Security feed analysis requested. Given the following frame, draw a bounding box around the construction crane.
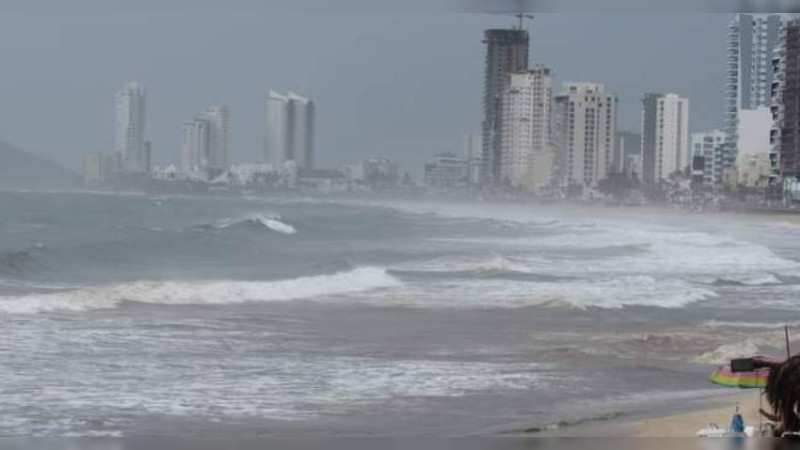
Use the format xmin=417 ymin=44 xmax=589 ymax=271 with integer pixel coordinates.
xmin=514 ymin=13 xmax=534 ymax=30
xmin=491 ymin=12 xmax=534 ymax=30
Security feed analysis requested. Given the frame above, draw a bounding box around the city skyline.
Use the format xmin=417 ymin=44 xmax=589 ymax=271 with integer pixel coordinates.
xmin=0 ymin=14 xmax=732 ymax=175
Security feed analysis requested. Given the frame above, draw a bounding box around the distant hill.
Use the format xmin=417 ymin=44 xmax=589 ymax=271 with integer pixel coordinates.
xmin=0 ymin=142 xmax=78 ymax=190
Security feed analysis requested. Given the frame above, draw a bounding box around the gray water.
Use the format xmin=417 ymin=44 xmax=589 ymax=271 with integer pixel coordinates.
xmin=0 ymin=190 xmax=799 ymax=436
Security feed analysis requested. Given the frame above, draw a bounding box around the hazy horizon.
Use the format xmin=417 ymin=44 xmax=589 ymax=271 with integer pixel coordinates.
xmin=0 ymin=13 xmax=729 ymax=174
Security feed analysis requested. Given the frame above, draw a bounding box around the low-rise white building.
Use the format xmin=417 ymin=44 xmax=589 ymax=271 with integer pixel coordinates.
xmin=152 ymin=164 xmax=181 ymax=181
xmin=340 ymin=158 xmax=399 ymax=188
xmin=424 ymin=153 xmax=468 ymax=189
xmin=227 ymin=163 xmax=276 ymax=186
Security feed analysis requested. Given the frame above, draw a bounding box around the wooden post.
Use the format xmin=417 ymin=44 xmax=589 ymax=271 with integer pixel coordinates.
xmin=786 ymin=325 xmax=791 ymax=359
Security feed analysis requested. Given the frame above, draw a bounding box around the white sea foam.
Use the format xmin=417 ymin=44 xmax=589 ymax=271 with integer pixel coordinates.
xmin=0 ymin=352 xmax=552 ymax=432
xmin=693 ymin=340 xmax=762 ymax=365
xmin=259 ymin=217 xmax=297 ymax=234
xmin=0 ymin=267 xmax=401 ymax=314
xmin=708 ymin=274 xmax=782 ymax=286
xmin=213 ymin=213 xmax=297 ymax=234
xmin=457 ymin=226 xmax=790 ymax=271
xmin=389 ymin=210 xmax=800 ymax=311
xmin=701 ymin=319 xmax=800 ymax=330
xmin=395 ymin=254 xmax=540 ymax=275
xmin=363 ymin=275 xmax=717 ymax=310
xmin=436 ymin=228 xmax=798 ymax=286
xmin=693 ymin=333 xmax=789 ymax=364
xmin=378 ymin=204 xmax=800 ymax=311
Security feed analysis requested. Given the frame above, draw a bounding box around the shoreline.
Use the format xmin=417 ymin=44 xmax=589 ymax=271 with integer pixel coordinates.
xmin=632 ymin=391 xmax=762 ymax=437
xmin=534 ymin=391 xmax=765 ymax=437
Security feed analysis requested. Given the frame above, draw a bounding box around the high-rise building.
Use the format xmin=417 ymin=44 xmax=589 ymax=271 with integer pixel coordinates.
xmin=641 ymin=93 xmax=690 ymax=183
xmin=656 ymin=94 xmax=690 ymax=181
xmin=462 ymin=133 xmax=482 ymax=184
xmin=115 ymin=81 xmax=147 ymax=173
xmin=737 ymin=107 xmax=773 ymax=186
xmin=725 ymin=14 xmax=786 ymax=178
xmin=266 ymin=91 xmax=315 ymax=170
xmin=614 ymin=131 xmax=642 ymax=177
xmin=203 ymin=105 xmax=231 ymax=172
xmin=143 ymin=141 xmax=152 ymax=173
xmin=181 ymin=119 xmax=210 ymax=174
xmin=780 ymin=19 xmax=800 ymax=179
xmin=770 ymin=27 xmax=785 ymax=183
xmin=497 ymin=65 xmax=553 ymax=192
xmin=640 ymin=93 xmax=662 ymax=185
xmin=463 ymin=133 xmax=482 ymax=159
xmin=554 ymin=83 xmax=617 ymax=188
xmin=691 ymin=130 xmax=726 ymax=187
xmin=288 ymin=93 xmax=314 ymax=170
xmin=481 ymin=28 xmax=529 ymax=184
xmin=266 ymin=91 xmax=289 ymax=167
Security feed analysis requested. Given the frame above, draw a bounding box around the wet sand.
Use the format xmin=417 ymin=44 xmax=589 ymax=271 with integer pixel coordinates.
xmin=542 ymin=392 xmax=765 ymax=437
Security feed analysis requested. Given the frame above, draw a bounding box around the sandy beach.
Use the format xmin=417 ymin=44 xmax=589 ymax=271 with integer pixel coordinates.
xmin=633 ymin=392 xmax=763 ymax=437
xmin=543 ymin=392 xmax=768 ymax=437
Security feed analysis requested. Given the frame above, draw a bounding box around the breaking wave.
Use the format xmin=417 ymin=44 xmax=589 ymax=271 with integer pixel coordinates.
xmin=362 ymin=274 xmax=717 ymax=310
xmin=693 ymin=339 xmax=763 ymax=365
xmin=0 ymin=244 xmax=48 ymax=277
xmin=255 ymin=217 xmax=297 ymax=235
xmin=213 ymin=214 xmax=297 ymax=235
xmin=390 ymin=255 xmax=568 ymax=282
xmin=705 ymin=274 xmax=782 ymax=286
xmin=0 ymin=267 xmax=400 ymax=314
xmin=693 ymin=333 xmax=789 ymax=364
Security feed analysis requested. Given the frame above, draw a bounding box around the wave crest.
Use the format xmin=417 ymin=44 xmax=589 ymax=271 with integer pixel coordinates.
xmin=214 ymin=214 xmax=297 ymax=235
xmin=694 ymin=333 xmax=788 ymax=364
xmin=0 ymin=244 xmax=47 ymax=277
xmin=704 ymin=274 xmax=781 ymax=286
xmin=0 ymin=267 xmax=400 ymax=314
xmin=362 ymin=275 xmax=717 ymax=310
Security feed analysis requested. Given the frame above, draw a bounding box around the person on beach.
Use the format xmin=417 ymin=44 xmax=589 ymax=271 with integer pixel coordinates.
xmin=764 ymin=356 xmax=800 ymax=437
xmin=759 ymin=405 xmax=782 ymax=436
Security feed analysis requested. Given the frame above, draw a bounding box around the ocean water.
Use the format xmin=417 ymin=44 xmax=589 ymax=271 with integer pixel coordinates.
xmin=0 ymin=190 xmax=799 ymax=436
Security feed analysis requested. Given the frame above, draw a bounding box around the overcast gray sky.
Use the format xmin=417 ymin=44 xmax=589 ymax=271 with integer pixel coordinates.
xmin=0 ymin=12 xmax=729 ymax=173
